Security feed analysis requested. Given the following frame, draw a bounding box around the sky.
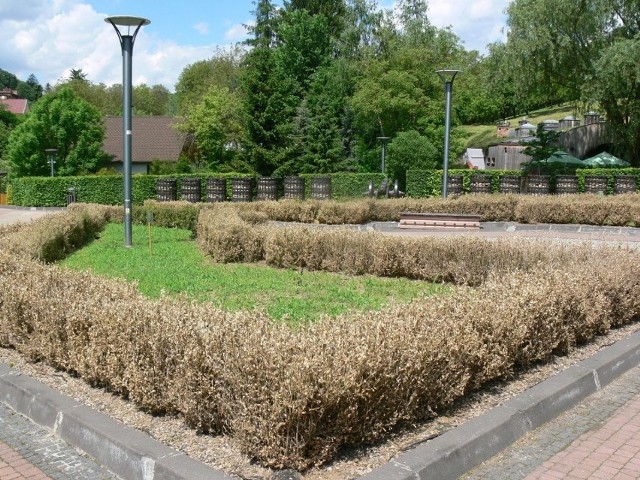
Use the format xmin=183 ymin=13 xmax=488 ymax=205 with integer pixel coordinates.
xmin=0 ymin=0 xmax=511 ymax=93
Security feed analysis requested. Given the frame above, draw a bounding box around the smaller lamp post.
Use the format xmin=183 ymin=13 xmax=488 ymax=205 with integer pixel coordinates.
xmin=377 ymin=136 xmax=390 ymax=175
xmin=436 ymin=69 xmax=460 ymax=198
xmin=45 ymin=148 xmax=58 ymax=177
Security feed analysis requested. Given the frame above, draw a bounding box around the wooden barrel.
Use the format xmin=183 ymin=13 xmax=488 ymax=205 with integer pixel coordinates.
xmin=470 ymin=174 xmax=491 ymax=194
xmin=206 ymin=178 xmax=227 ymax=202
xmin=311 ymin=176 xmax=331 ymax=200
xmin=584 ymin=175 xmax=608 ymax=194
xmin=526 ymin=175 xmax=550 ymax=195
xmin=232 ymin=178 xmax=253 ymax=202
xmin=256 ymin=177 xmax=279 ymax=201
xmin=555 ymin=175 xmax=578 ymax=195
xmin=284 ymin=176 xmax=305 ymax=200
xmin=180 ymin=178 xmax=202 ymax=203
xmin=156 ymin=178 xmax=177 ymax=202
xmin=499 ymin=175 xmax=520 ymax=194
xmin=614 ymin=175 xmax=638 ymax=194
xmin=447 ymin=175 xmax=463 ymax=196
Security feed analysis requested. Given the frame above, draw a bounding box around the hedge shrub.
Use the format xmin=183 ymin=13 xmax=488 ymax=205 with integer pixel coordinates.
xmin=10 ymin=173 xmax=388 ymax=207
xmin=406 ymin=168 xmax=640 ymax=197
xmin=0 ymin=204 xmax=639 ymax=470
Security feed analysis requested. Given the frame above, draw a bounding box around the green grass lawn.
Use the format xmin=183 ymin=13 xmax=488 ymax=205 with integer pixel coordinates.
xmin=60 ymin=223 xmax=444 ymax=324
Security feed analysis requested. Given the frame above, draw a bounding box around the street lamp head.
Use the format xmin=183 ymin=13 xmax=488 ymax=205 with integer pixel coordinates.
xmin=436 ymin=69 xmax=460 ymax=83
xmin=45 ymin=148 xmax=58 ymax=154
xmin=105 ymin=15 xmax=150 ymax=29
xmin=105 ymin=16 xmax=150 ymax=42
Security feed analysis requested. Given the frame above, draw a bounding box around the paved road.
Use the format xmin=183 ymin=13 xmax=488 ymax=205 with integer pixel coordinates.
xmin=0 ymin=206 xmax=64 ymax=225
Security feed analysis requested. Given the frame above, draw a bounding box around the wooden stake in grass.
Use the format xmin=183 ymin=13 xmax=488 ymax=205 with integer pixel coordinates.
xmin=147 ymin=210 xmax=154 ymax=256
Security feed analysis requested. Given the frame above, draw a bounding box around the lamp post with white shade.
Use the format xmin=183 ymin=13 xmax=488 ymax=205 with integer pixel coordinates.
xmin=436 ymin=69 xmax=460 ymax=198
xmin=105 ymin=15 xmax=150 ymax=247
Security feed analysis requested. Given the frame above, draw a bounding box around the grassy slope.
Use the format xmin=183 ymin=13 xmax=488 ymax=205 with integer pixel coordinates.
xmin=460 ymin=104 xmax=576 ymax=151
xmin=60 ymin=223 xmax=444 ymax=324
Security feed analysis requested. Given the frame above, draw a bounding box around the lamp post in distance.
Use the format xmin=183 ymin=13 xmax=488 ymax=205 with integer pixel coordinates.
xmin=436 ymin=69 xmax=460 ymax=198
xmin=45 ymin=148 xmax=57 ymax=177
xmin=377 ymin=136 xmax=390 ymax=175
xmin=105 ymin=15 xmax=150 ymax=247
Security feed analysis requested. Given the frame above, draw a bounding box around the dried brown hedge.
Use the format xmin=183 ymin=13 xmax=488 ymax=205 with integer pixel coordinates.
xmin=0 ymin=204 xmax=112 ymax=262
xmin=196 ymin=194 xmax=638 ymax=227
xmin=0 ymin=203 xmax=639 ymax=470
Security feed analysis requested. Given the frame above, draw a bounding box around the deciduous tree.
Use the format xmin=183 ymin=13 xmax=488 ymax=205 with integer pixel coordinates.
xmin=6 ymin=87 xmax=107 ymax=177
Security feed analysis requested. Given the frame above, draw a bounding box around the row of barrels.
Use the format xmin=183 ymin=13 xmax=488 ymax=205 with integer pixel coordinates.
xmin=448 ymin=174 xmax=638 ymax=196
xmin=157 ymin=176 xmax=332 ymax=203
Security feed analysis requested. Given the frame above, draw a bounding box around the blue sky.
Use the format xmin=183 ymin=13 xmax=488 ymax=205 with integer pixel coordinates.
xmin=0 ymin=0 xmax=509 ymax=92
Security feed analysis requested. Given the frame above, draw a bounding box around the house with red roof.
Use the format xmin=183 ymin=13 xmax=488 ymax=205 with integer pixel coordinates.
xmin=103 ymin=116 xmax=189 ymax=174
xmin=0 ymin=88 xmax=29 ymax=115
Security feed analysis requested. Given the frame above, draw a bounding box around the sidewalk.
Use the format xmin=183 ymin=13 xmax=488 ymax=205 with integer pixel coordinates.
xmin=0 ymin=401 xmax=117 ymax=480
xmin=464 ymin=363 xmax=640 ymax=479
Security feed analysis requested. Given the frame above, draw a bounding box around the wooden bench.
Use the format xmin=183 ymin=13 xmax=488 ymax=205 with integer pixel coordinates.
xmin=399 ymin=212 xmax=482 ymax=229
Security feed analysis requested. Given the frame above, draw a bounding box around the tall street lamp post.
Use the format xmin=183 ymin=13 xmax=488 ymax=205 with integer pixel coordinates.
xmin=105 ymin=15 xmax=150 ymax=247
xmin=377 ymin=136 xmax=390 ymax=175
xmin=45 ymin=148 xmax=57 ymax=177
xmin=436 ymin=69 xmax=460 ymax=198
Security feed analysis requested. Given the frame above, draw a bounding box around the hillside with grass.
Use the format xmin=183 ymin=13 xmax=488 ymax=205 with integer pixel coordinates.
xmin=460 ymin=104 xmax=577 ymax=151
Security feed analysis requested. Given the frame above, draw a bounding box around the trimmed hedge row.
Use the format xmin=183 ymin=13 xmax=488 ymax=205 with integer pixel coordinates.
xmin=207 ymin=194 xmax=640 ymax=227
xmin=9 ymin=173 xmax=388 ymax=207
xmin=0 ymin=204 xmax=638 ymax=470
xmin=406 ymin=168 xmax=640 ymax=197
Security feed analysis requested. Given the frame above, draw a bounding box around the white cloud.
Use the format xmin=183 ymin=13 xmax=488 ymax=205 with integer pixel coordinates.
xmin=224 ymin=22 xmax=250 ymax=42
xmin=0 ymin=0 xmax=224 ymax=91
xmin=425 ymin=0 xmax=510 ymax=52
xmin=193 ymin=21 xmax=209 ymax=35
xmin=384 ymin=0 xmax=510 ymax=53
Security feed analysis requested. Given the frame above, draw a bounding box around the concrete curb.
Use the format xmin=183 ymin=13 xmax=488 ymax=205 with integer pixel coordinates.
xmin=360 ymin=329 xmax=640 ymax=480
xmin=0 ymin=364 xmax=235 ymax=480
xmin=368 ymin=221 xmax=640 ymax=237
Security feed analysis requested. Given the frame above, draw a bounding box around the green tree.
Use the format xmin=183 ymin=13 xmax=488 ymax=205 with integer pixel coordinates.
xmin=505 ymin=0 xmax=613 ymax=107
xmin=5 ymin=87 xmax=107 ymax=177
xmin=133 ymin=84 xmax=171 ymax=115
xmin=178 ymin=85 xmax=245 ymax=171
xmin=16 ymin=74 xmax=43 ymax=102
xmin=0 ymin=105 xmax=19 ymax=161
xmin=0 ymin=69 xmax=18 ymax=90
xmin=292 ymin=59 xmax=356 ymax=173
xmin=583 ymin=38 xmax=640 ymax=165
xmin=521 ymin=124 xmax=562 ymax=163
xmin=386 ymin=130 xmax=437 ymax=189
xmin=175 ymin=46 xmax=245 ymax=115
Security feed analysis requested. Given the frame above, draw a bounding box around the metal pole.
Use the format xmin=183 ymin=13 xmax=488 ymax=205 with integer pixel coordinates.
xmin=45 ymin=148 xmax=57 ymax=177
xmin=107 ymin=16 xmax=149 ymax=248
xmin=377 ymin=136 xmax=390 ymax=175
xmin=442 ymin=80 xmax=453 ymax=198
xmin=122 ymin=34 xmax=133 ymax=247
xmin=381 ymin=141 xmax=386 ymax=174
